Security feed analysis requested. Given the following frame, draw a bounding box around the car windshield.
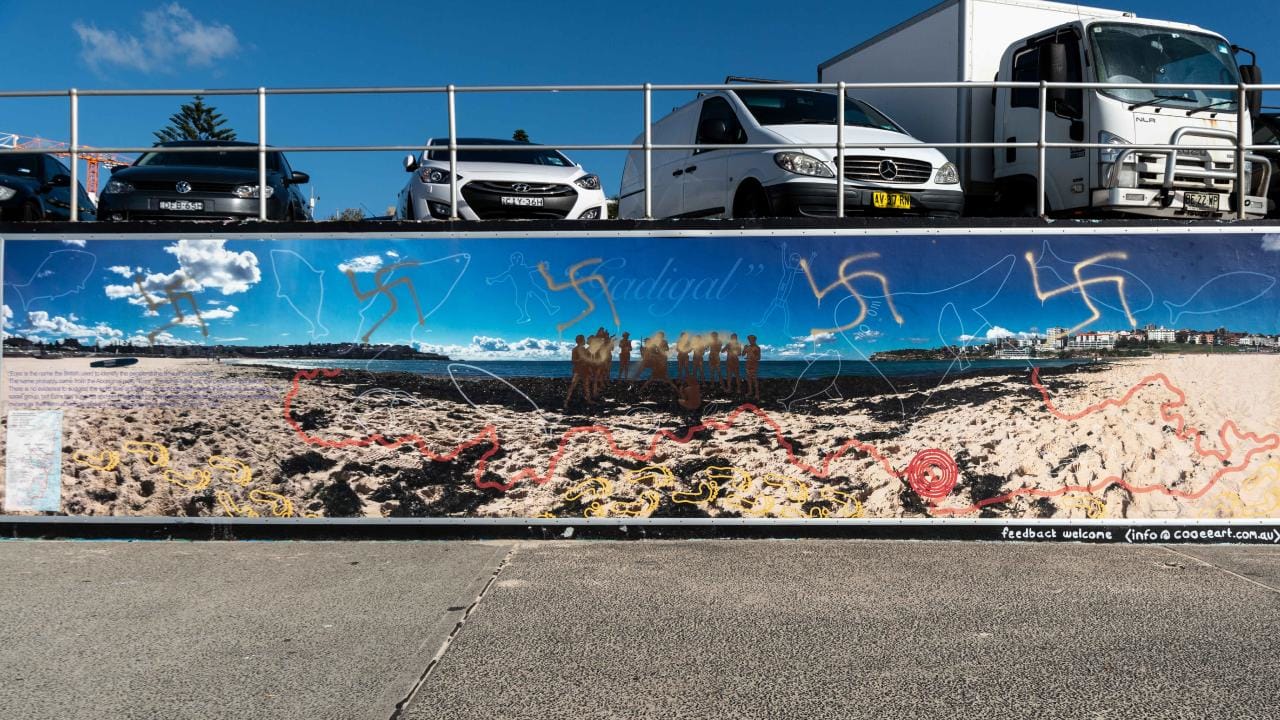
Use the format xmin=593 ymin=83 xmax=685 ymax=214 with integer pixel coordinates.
xmin=135 ymin=147 xmax=281 ymax=170
xmin=731 ymin=89 xmax=902 ymax=131
xmin=0 ymin=154 xmax=38 ymax=177
xmin=427 ymin=139 xmax=574 ymax=165
xmin=1090 ymin=23 xmax=1240 ymax=108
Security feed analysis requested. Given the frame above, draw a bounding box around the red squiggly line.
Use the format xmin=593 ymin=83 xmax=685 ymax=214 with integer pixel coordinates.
xmin=930 ymin=368 xmax=1280 ymax=516
xmin=283 ymin=368 xmax=903 ymax=491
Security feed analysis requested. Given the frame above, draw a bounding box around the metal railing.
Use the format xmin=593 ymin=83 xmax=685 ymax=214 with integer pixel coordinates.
xmin=0 ymin=80 xmax=1276 ymax=222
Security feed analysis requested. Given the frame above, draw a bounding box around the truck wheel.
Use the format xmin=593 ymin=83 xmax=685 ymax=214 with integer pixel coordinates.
xmin=21 ymin=201 xmax=42 ymax=221
xmin=733 ymin=183 xmax=770 ymax=219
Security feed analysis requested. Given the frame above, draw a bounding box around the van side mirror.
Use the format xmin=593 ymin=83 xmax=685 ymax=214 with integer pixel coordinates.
xmin=698 ymin=118 xmax=733 ymax=146
xmin=1240 ymin=64 xmax=1263 ymax=118
xmin=404 ymin=154 xmax=419 ymax=173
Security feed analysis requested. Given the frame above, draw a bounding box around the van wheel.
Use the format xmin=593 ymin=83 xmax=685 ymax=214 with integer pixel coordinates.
xmin=22 ymin=201 xmax=42 ymax=221
xmin=733 ymin=183 xmax=771 ymax=219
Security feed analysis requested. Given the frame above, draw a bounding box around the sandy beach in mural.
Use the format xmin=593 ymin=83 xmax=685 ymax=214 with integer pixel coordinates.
xmin=2 ymin=354 xmax=1278 ymax=519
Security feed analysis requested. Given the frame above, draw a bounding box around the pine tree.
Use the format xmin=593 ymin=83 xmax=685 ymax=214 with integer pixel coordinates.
xmin=154 ymin=96 xmax=237 ymax=143
xmin=512 ymin=128 xmax=530 ymax=143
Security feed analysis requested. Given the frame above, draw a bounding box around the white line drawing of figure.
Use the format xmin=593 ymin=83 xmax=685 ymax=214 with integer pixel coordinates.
xmin=486 ymin=251 xmax=560 ymax=324
xmin=754 ymin=242 xmax=814 ymax=335
xmin=5 ymin=249 xmax=97 ymax=311
xmin=269 ymin=249 xmax=329 ymax=340
xmin=1163 ymin=271 xmax=1276 ymax=327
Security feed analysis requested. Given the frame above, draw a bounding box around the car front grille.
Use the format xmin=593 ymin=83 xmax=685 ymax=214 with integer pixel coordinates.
xmin=842 ymin=156 xmax=933 ymax=184
xmin=130 ymin=180 xmax=242 ymax=194
xmin=461 ymin=181 xmax=577 ymax=219
xmin=465 ymin=181 xmax=576 ymax=196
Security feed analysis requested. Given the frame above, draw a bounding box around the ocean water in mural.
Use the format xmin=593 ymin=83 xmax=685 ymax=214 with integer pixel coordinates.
xmin=1 ymin=231 xmax=1278 ymax=521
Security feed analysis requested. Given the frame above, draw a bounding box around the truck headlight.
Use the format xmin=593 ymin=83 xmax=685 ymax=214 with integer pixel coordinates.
xmin=0 ymin=185 xmax=15 ymax=201
xmin=103 ymin=180 xmax=134 ymax=195
xmin=574 ymin=174 xmax=601 ymax=190
xmin=774 ymin=152 xmax=835 ymax=178
xmin=934 ymin=162 xmax=960 ymax=184
xmin=1099 ymin=131 xmax=1131 ymax=163
xmin=419 ymin=167 xmax=453 ymax=184
xmin=233 ymin=184 xmax=274 ymax=199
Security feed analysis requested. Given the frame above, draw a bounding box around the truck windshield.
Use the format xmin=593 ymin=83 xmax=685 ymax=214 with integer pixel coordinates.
xmin=731 ymin=89 xmax=902 ymax=132
xmin=1089 ymin=23 xmax=1239 ymax=109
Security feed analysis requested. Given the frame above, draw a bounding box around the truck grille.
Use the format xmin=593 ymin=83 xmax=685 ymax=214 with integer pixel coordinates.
xmin=842 ymin=156 xmax=932 ymax=184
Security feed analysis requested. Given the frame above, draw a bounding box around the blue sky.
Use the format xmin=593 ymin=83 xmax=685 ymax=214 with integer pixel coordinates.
xmin=4 ymin=234 xmax=1278 ymax=359
xmin=0 ymin=0 xmax=1275 ymax=216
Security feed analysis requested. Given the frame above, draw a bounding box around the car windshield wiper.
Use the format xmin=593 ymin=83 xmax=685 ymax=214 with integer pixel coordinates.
xmin=1128 ymin=95 xmax=1191 ymax=111
xmin=1186 ymin=99 xmax=1237 ymax=116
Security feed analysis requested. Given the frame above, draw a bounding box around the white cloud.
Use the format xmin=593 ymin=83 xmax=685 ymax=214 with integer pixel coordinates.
xmin=386 ymin=250 xmax=400 ymax=258
xmin=959 ymin=326 xmax=1044 ymax=342
xmin=416 ymin=334 xmax=574 ymax=360
xmin=1263 ymin=234 xmax=1280 ymax=252
xmin=338 ymin=255 xmax=384 ymax=274
xmin=73 ymin=4 xmax=240 ymax=74
xmin=61 ymin=239 xmax=87 ymax=248
xmin=2 ymin=304 xmax=12 ymax=329
xmin=164 ymin=239 xmax=260 ymax=294
xmin=106 ymin=265 xmax=140 ymax=278
xmin=125 ymin=331 xmax=196 ymax=346
xmin=212 ymin=336 xmax=247 ymax=342
xmin=23 ymin=311 xmax=123 ymax=343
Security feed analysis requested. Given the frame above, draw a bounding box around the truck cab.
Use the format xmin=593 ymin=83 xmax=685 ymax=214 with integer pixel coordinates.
xmin=994 ymin=18 xmax=1271 ymax=217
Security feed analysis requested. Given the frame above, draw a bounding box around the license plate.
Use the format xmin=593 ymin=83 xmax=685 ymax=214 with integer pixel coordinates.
xmin=872 ymin=191 xmax=911 ymax=210
xmin=159 ymin=200 xmax=204 ymax=212
xmin=501 ymin=196 xmax=544 ymax=207
xmin=1183 ymin=192 xmax=1220 ymax=211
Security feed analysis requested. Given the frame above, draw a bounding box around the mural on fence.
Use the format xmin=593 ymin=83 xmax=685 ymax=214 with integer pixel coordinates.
xmin=1 ymin=231 xmax=1278 ymax=520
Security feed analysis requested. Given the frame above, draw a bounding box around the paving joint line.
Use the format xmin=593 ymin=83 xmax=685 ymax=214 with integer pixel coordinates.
xmin=1159 ymin=544 xmax=1280 ymax=595
xmin=389 ymin=543 xmax=518 ymax=720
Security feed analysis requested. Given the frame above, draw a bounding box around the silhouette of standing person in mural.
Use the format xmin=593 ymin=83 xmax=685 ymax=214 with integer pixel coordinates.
xmin=640 ymin=331 xmax=675 ymax=391
xmin=677 ymin=372 xmax=703 ymax=428
xmin=691 ymin=333 xmax=706 ymax=382
xmin=565 ymin=334 xmax=588 ymax=408
xmin=725 ymin=332 xmax=743 ymax=394
xmin=585 ymin=331 xmax=610 ymax=403
xmin=486 ymin=251 xmax=560 ymax=324
xmin=708 ymin=331 xmax=724 ymax=388
xmin=745 ymin=334 xmax=762 ymax=402
xmin=676 ymin=331 xmax=692 ymax=380
xmin=617 ymin=331 xmax=632 ymax=381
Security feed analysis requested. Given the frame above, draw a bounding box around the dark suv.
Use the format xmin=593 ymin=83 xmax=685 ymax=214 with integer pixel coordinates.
xmin=98 ymin=140 xmax=311 ymax=221
xmin=0 ymin=153 xmax=97 ymax=221
xmin=1255 ymin=113 xmax=1280 ymax=218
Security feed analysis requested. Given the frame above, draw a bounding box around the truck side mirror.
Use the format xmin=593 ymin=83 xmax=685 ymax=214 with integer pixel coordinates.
xmin=1040 ymin=41 xmax=1069 ymax=108
xmin=1240 ymin=64 xmax=1263 ymax=118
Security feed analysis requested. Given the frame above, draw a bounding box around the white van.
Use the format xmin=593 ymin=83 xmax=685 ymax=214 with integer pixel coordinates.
xmin=618 ymin=86 xmax=964 ymax=219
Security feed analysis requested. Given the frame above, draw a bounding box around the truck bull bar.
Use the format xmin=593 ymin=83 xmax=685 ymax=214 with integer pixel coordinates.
xmin=1105 ymin=126 xmax=1272 ymax=214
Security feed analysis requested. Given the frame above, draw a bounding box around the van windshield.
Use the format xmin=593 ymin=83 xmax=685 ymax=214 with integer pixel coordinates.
xmin=1090 ymin=23 xmax=1239 ymax=109
xmin=731 ymin=89 xmax=901 ymax=131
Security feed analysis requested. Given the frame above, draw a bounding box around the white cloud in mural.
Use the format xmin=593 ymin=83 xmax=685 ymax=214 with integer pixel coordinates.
xmin=338 ymin=255 xmax=384 ymax=274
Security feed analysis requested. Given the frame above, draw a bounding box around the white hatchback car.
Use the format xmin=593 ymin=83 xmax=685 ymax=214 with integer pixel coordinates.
xmin=618 ymin=86 xmax=963 ymax=219
xmin=397 ymin=138 xmax=608 ymax=221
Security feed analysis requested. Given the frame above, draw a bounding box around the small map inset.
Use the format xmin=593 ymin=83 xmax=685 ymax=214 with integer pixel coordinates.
xmin=4 ymin=410 xmax=64 ymax=512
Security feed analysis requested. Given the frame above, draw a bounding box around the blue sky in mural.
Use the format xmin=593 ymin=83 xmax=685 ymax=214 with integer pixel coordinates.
xmin=3 ymin=235 xmax=1278 ymax=358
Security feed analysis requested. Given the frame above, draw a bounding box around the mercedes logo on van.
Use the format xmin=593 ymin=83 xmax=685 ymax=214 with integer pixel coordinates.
xmin=175 ymin=181 xmax=192 ymax=194
xmin=511 ymin=183 xmax=530 ymax=193
xmin=878 ymin=160 xmax=899 ymax=181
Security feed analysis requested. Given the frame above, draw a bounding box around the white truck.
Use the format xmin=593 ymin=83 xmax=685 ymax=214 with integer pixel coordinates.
xmin=818 ymin=0 xmax=1270 ymax=218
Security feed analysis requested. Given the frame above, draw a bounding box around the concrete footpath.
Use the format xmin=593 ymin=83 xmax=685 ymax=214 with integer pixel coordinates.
xmin=0 ymin=540 xmax=1277 ymax=719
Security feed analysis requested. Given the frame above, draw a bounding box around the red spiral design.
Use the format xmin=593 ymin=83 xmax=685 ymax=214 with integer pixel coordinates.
xmin=906 ymin=449 xmax=958 ymax=500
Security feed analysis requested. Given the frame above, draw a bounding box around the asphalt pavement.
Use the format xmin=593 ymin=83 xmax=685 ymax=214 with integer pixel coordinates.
xmin=1 ymin=539 xmax=1277 ymax=719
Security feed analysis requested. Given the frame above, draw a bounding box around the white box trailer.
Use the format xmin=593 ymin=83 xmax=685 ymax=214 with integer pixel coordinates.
xmin=818 ymin=0 xmax=1270 ymax=218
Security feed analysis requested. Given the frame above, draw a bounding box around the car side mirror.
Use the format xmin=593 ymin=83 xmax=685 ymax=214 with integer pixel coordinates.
xmin=698 ymin=118 xmax=732 ymax=146
xmin=404 ymin=154 xmax=419 ymax=172
xmin=290 ymin=171 xmax=310 ymax=184
xmin=110 ymin=164 xmax=125 ymax=174
xmin=49 ymin=173 xmax=72 ymax=187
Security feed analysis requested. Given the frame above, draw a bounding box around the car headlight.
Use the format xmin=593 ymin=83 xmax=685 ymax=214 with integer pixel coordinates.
xmin=574 ymin=174 xmax=601 ymax=190
xmin=934 ymin=162 xmax=960 ymax=185
xmin=233 ymin=184 xmax=274 ymax=199
xmin=103 ymin=180 xmax=134 ymax=195
xmin=419 ymin=167 xmax=453 ymax=184
xmin=1099 ymin=131 xmax=1131 ymax=163
xmin=774 ymin=152 xmax=835 ymax=178
xmin=0 ymin=185 xmax=15 ymax=201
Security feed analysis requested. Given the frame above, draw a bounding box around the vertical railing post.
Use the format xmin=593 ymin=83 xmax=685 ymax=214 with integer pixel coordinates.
xmin=835 ymin=81 xmax=846 ymax=218
xmin=447 ymin=84 xmax=459 ymax=220
xmin=1037 ymin=81 xmax=1048 ymax=219
xmin=257 ymin=87 xmax=267 ymax=221
xmin=643 ymin=82 xmax=653 ymax=219
xmin=69 ymin=88 xmax=79 ymax=222
xmin=1237 ymin=82 xmax=1249 ymax=221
